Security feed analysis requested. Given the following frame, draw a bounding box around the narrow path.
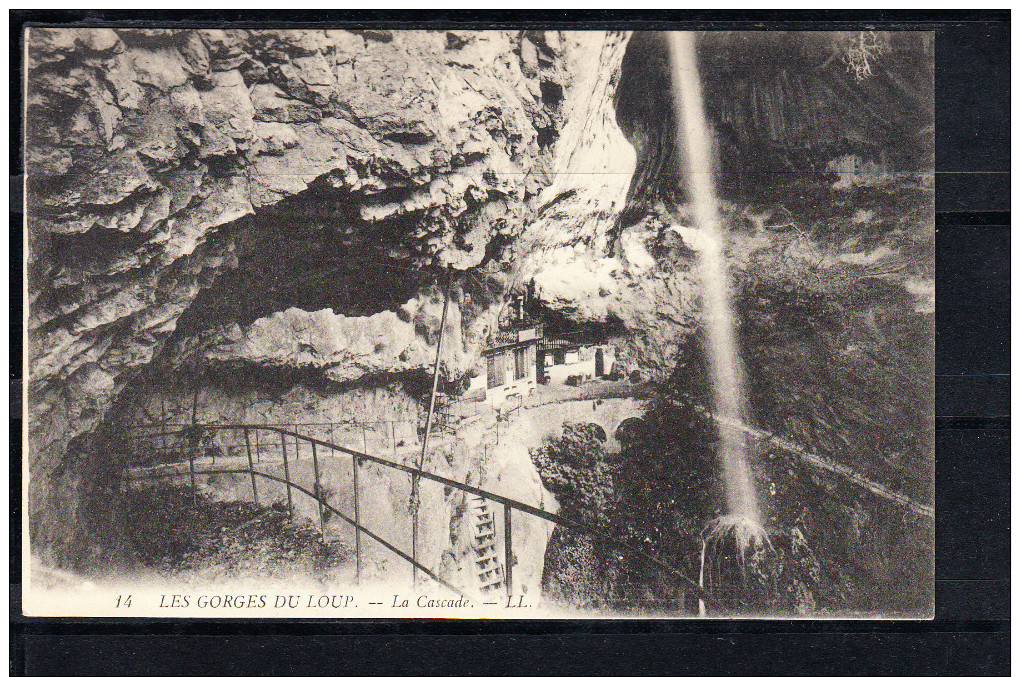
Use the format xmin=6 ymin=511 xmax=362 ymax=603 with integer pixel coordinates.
xmin=126 ymin=423 xmax=714 ymax=604
xmin=716 ymin=417 xmax=934 ymax=519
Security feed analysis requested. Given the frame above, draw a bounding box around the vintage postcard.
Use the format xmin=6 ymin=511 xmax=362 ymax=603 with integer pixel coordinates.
xmin=22 ymin=27 xmax=934 ymax=619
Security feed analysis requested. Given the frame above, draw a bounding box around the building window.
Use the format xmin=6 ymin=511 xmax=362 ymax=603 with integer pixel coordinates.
xmin=487 ymin=353 xmax=504 ymax=388
xmin=514 ymin=347 xmax=528 ymax=380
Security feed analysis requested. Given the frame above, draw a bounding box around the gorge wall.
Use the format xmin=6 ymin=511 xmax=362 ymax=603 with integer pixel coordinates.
xmin=26 ymin=27 xmax=633 ymax=568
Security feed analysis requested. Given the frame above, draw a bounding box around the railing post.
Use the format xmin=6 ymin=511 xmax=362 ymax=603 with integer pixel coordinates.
xmin=279 ymin=430 xmax=294 ymax=521
xmin=411 ymin=477 xmax=418 ymax=589
xmin=311 ymin=440 xmax=326 ymax=538
xmin=353 ymin=456 xmax=362 ymax=585
xmin=160 ymin=392 xmax=168 ymax=461
xmin=482 ymin=444 xmax=489 ymax=485
xmin=294 ymin=424 xmax=300 ymax=459
xmin=504 ymin=505 xmax=513 ymax=597
xmin=188 ymin=443 xmax=197 ymax=506
xmin=243 ymin=427 xmax=259 ymax=504
xmin=357 ymin=423 xmax=368 ymax=579
xmin=254 ymin=427 xmax=261 ymax=463
xmin=390 ymin=421 xmax=397 ymax=456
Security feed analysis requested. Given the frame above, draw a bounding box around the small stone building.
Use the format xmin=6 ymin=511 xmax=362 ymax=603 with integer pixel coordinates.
xmin=538 ymin=337 xmax=616 ymax=386
xmin=468 ymin=324 xmax=543 ymax=406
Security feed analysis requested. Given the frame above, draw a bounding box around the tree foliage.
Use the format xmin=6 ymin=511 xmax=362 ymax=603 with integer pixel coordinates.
xmin=533 ymin=342 xmax=727 ymax=612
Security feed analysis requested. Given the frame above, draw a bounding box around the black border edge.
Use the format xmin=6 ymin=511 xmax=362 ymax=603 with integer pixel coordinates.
xmin=10 ymin=9 xmax=1010 ymax=677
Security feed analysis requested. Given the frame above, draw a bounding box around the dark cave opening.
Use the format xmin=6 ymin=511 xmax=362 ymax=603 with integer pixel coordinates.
xmin=174 ymin=190 xmax=444 ymax=335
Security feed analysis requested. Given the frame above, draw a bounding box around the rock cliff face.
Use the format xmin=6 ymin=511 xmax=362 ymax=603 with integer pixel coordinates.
xmin=26 ymin=27 xmax=629 ymax=566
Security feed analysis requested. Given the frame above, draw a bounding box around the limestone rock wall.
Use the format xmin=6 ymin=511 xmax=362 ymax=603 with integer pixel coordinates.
xmin=25 ymin=27 xmax=629 ymax=565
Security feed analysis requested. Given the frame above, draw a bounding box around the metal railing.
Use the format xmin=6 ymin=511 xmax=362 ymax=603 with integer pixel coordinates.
xmin=125 ymin=422 xmax=713 ymax=609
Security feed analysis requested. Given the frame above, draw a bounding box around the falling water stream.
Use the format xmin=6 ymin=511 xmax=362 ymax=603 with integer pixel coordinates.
xmin=666 ymin=32 xmax=777 ymax=613
xmin=667 ymin=32 xmax=761 ymax=524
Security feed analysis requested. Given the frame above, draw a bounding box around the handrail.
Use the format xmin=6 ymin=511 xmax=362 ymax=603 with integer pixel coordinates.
xmin=130 ymin=422 xmax=714 ymax=606
xmin=132 ymin=466 xmax=473 ymax=601
xmin=128 ymin=419 xmax=423 ymax=429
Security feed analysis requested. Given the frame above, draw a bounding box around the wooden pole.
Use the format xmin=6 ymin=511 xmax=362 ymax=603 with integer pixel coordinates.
xmin=243 ymin=427 xmax=259 ymax=504
xmin=411 ymin=265 xmax=452 ymax=587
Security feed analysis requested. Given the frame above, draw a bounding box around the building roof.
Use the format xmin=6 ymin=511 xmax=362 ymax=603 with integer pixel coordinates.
xmin=539 ymin=333 xmax=613 ymax=351
xmin=539 ymin=337 xmax=580 ymax=350
xmin=483 ymin=323 xmax=543 ymax=354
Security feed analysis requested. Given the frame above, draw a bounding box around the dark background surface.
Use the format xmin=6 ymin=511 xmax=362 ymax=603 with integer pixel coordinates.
xmin=9 ymin=9 xmax=1009 ymax=676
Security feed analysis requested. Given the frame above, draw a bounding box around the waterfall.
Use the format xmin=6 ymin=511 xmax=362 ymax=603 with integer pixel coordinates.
xmin=667 ymin=32 xmax=761 ymax=523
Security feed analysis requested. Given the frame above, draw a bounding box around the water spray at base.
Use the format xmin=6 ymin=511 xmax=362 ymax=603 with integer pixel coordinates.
xmin=699 ymin=515 xmax=778 ymax=614
xmin=666 ymin=31 xmax=775 ymax=612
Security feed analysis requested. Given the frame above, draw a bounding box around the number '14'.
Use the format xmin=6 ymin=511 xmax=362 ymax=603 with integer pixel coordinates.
xmin=115 ymin=595 xmax=132 ymax=608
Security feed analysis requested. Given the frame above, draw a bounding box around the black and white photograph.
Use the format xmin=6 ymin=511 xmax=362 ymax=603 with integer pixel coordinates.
xmin=23 ymin=26 xmax=935 ymax=619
